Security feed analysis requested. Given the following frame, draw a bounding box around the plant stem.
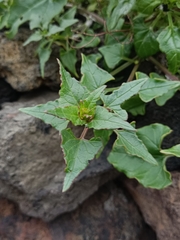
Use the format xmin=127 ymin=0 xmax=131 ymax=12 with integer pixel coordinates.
xmin=148 ymin=56 xmax=179 ymax=80
xmin=127 ymin=62 xmax=140 ymax=82
xmin=110 ymin=61 xmax=133 ymax=76
xmin=80 ymin=127 xmax=89 ymax=139
xmin=66 ymin=3 xmax=104 ymax=25
xmin=151 ymin=11 xmax=163 ymax=30
xmin=167 ymin=12 xmax=173 ymax=29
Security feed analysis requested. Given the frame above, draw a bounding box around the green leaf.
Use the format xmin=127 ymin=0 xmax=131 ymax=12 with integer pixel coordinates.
xmin=84 ymin=85 xmax=106 ymax=109
xmin=115 ymin=130 xmax=157 ymax=165
xmin=57 ymin=7 xmax=78 ymax=29
xmin=58 ymin=59 xmax=88 ymax=106
xmin=87 ymin=106 xmax=135 ymax=131
xmin=133 ymin=19 xmax=159 ymax=58
xmin=138 ymin=74 xmax=180 ymax=102
xmin=23 ymin=30 xmax=43 ymax=46
xmin=121 ymin=95 xmax=146 ymax=116
xmin=19 ymin=100 xmax=68 ymax=132
xmin=81 ymin=54 xmax=114 ymax=91
xmin=61 ymin=128 xmax=102 ymax=192
xmin=108 ymin=146 xmax=171 ymax=189
xmin=86 ymin=53 xmax=102 ymax=64
xmin=101 ymin=79 xmax=146 ymax=108
xmin=6 ymin=0 xmax=67 ymax=38
xmin=94 ymin=129 xmax=113 ymax=157
xmin=106 ymin=0 xmax=135 ymax=30
xmin=108 ymin=123 xmax=172 ymax=189
xmin=136 ymin=0 xmax=161 ymax=14
xmin=48 ymin=86 xmax=106 ymax=125
xmin=99 ymin=43 xmax=131 ymax=69
xmin=157 ymin=26 xmax=180 ymax=73
xmin=76 ymin=29 xmax=100 ymax=48
xmin=136 ymin=124 xmax=172 ymax=156
xmin=36 ymin=41 xmax=52 ymax=78
xmin=161 ymin=144 xmax=180 ymax=157
xmin=45 ymin=24 xmax=64 ymax=36
xmin=107 ymin=105 xmax=128 ymax=120
xmin=155 ymin=88 xmax=178 ymax=106
xmin=60 ymin=49 xmax=78 ymax=77
xmin=48 ymin=105 xmax=85 ymax=126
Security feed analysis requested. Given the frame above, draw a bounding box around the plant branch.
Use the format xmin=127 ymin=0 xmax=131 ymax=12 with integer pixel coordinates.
xmin=148 ymin=56 xmax=179 ymax=80
xmin=127 ymin=62 xmax=140 ymax=82
xmin=66 ymin=3 xmax=105 ymax=25
xmin=80 ymin=127 xmax=89 ymax=139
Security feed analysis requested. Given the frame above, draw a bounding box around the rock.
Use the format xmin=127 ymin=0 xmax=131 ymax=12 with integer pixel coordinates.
xmin=0 ymin=89 xmax=119 ymax=221
xmin=124 ymin=172 xmax=180 ymax=240
xmin=0 ymin=29 xmax=60 ymax=92
xmin=0 ymin=179 xmax=157 ymax=240
xmin=0 ymin=78 xmax=20 ymax=109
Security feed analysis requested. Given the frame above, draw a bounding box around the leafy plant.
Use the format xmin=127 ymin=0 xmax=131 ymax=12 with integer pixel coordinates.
xmin=20 ymin=55 xmax=180 ymax=191
xmin=1 ymin=0 xmax=180 ymax=191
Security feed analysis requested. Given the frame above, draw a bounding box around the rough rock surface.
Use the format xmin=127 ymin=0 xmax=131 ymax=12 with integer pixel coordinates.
xmin=124 ymin=172 xmax=180 ymax=240
xmin=0 ymin=29 xmax=60 ymax=92
xmin=0 ymin=89 xmax=119 ymax=221
xmin=0 ymin=179 xmax=157 ymax=240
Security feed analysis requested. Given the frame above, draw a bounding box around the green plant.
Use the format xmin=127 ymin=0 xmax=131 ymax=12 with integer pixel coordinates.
xmin=1 ymin=0 xmax=180 ymax=191
xmin=20 ymin=55 xmax=180 ymax=191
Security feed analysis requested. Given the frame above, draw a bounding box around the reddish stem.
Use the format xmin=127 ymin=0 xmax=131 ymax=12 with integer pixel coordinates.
xmin=80 ymin=127 xmax=89 ymax=139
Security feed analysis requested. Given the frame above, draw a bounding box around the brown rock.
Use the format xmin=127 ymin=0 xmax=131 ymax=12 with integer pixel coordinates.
xmin=0 ymin=180 xmax=156 ymax=240
xmin=124 ymin=172 xmax=180 ymax=240
xmin=0 ymin=29 xmax=60 ymax=92
xmin=0 ymin=89 xmax=119 ymax=221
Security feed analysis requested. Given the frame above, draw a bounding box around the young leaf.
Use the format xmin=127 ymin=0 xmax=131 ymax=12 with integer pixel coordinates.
xmin=58 ymin=59 xmax=89 ymax=106
xmin=37 ymin=42 xmax=52 ymax=78
xmin=19 ymin=100 xmax=68 ymax=132
xmin=108 ymin=123 xmax=172 ymax=189
xmin=23 ymin=30 xmax=43 ymax=46
xmin=56 ymin=7 xmax=78 ymax=29
xmin=157 ymin=26 xmax=180 ymax=73
xmin=99 ymin=43 xmax=131 ymax=69
xmin=60 ymin=49 xmax=78 ymax=77
xmin=61 ymin=128 xmax=102 ymax=192
xmin=115 ymin=130 xmax=157 ymax=165
xmin=101 ymin=79 xmax=146 ymax=108
xmin=87 ymin=106 xmax=135 ymax=131
xmin=48 ymin=105 xmax=85 ymax=126
xmin=161 ymin=144 xmax=180 ymax=157
xmin=84 ymin=85 xmax=106 ymax=109
xmin=81 ymin=54 xmax=114 ymax=91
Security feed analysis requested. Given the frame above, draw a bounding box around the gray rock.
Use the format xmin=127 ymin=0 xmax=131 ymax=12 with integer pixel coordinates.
xmin=0 ymin=90 xmax=119 ymax=221
xmin=0 ymin=29 xmax=60 ymax=92
xmin=0 ymin=180 xmax=157 ymax=240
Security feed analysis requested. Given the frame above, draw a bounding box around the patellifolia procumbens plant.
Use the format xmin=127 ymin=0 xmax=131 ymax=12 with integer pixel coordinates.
xmin=2 ymin=0 xmax=180 ymax=191
xmin=20 ymin=55 xmax=180 ymax=192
